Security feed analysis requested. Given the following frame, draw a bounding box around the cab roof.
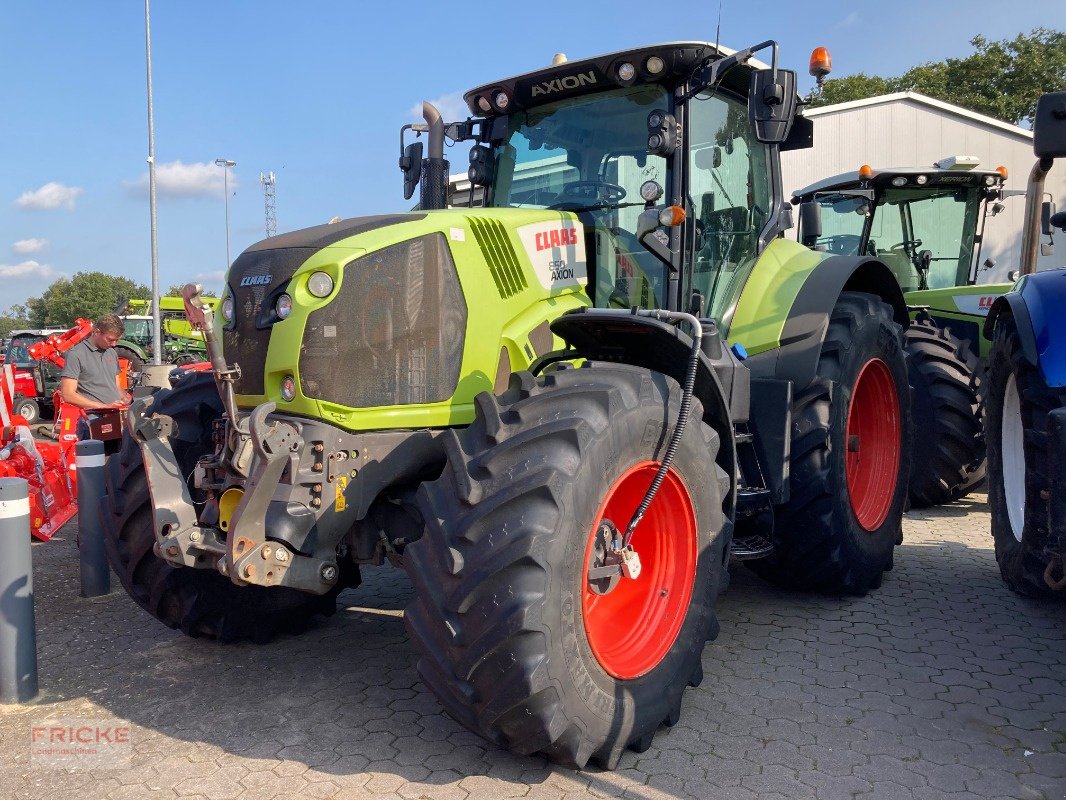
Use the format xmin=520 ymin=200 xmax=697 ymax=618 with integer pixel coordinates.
xmin=793 ymin=165 xmax=1004 ymax=200
xmin=463 ymin=41 xmax=769 ymax=117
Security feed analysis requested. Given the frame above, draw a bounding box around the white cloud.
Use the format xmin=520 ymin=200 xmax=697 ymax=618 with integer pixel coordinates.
xmin=12 ymin=238 xmax=48 ymax=254
xmin=193 ymin=270 xmax=226 ymax=286
xmin=837 ymin=11 xmax=859 ymax=28
xmin=408 ymin=92 xmax=469 ymax=125
xmin=0 ymin=260 xmax=60 ymax=280
xmin=16 ymin=182 xmax=83 ymax=210
xmin=126 ymin=160 xmax=237 ymax=199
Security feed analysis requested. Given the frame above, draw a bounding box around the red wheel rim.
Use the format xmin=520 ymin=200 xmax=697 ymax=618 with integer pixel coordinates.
xmin=582 ymin=462 xmax=697 ymax=680
xmin=845 ymin=358 xmax=901 ymax=531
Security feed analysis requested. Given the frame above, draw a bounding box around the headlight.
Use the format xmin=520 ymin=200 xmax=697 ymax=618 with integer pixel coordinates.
xmin=307 ymin=271 xmax=334 ymax=298
xmin=891 ymin=176 xmax=907 ymax=187
xmin=645 ymin=56 xmax=665 ymax=75
xmin=617 ymin=62 xmax=635 ymax=81
xmin=280 ymin=375 xmax=296 ymax=402
xmin=221 ymin=296 xmax=234 ymax=322
xmin=276 ymin=293 xmax=293 ymax=319
xmin=494 ymin=91 xmax=510 ymax=111
xmin=915 ymin=175 xmax=928 ymax=185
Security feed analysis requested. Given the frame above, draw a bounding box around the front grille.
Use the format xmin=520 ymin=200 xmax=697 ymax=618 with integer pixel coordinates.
xmin=300 ymin=234 xmax=467 ymax=409
xmin=224 ymin=248 xmax=312 ymax=396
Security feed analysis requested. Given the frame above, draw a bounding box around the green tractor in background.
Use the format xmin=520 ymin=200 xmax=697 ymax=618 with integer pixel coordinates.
xmin=116 ymin=296 xmax=218 ymax=377
xmin=791 ymin=159 xmax=1020 ymax=506
xmin=103 ymin=40 xmax=914 ymax=768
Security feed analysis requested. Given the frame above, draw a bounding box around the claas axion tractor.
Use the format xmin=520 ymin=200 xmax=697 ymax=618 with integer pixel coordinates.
xmin=104 ymin=40 xmax=914 ymax=768
xmin=791 ymin=159 xmax=1016 ymax=506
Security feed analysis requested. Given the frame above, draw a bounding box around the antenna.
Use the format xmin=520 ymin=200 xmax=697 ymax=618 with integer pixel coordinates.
xmin=714 ymin=0 xmax=723 ymax=54
xmin=259 ymin=171 xmax=277 ymax=238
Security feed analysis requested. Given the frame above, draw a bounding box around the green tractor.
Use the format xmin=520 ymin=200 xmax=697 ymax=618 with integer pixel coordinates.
xmin=116 ymin=296 xmax=218 ymax=375
xmin=104 ymin=40 xmax=914 ymax=768
xmin=791 ymin=159 xmax=1017 ymax=506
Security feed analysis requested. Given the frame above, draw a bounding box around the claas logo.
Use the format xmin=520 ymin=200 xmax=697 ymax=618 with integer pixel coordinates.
xmin=535 ymin=228 xmax=579 ymax=251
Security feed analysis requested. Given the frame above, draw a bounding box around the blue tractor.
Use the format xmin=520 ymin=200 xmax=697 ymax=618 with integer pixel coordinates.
xmin=985 ymin=92 xmax=1066 ymax=597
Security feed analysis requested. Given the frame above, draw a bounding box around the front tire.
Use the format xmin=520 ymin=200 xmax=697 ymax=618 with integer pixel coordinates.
xmin=986 ymin=315 xmax=1065 ymax=597
xmin=405 ymin=364 xmax=730 ymax=769
xmin=749 ymin=291 xmax=911 ymax=595
xmin=904 ymin=317 xmax=985 ymax=507
xmin=101 ymin=372 xmax=346 ymax=642
xmin=14 ymin=396 xmax=40 ymax=424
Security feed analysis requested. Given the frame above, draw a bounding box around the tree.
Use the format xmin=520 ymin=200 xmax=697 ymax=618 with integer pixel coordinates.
xmin=26 ymin=272 xmax=151 ymax=328
xmin=165 ymin=283 xmax=217 ymax=298
xmin=807 ymin=28 xmax=1066 ymax=125
xmin=0 ymin=304 xmax=32 ymax=338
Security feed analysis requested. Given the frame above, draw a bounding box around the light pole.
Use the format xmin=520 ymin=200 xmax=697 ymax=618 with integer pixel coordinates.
xmin=215 ymin=158 xmax=236 ymax=268
xmin=144 ymin=0 xmax=162 ymax=365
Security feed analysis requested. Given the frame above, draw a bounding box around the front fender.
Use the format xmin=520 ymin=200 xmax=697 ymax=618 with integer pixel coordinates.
xmin=987 ymin=269 xmax=1066 ymax=387
xmin=548 ymin=310 xmax=739 ymax=518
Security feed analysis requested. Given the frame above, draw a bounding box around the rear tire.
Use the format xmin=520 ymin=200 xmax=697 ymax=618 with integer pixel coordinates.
xmin=405 ymin=364 xmax=730 ymax=769
xmin=905 ymin=316 xmax=985 ymax=507
xmin=986 ymin=315 xmax=1065 ymax=598
xmin=749 ymin=291 xmax=911 ymax=595
xmin=101 ymin=372 xmax=346 ymax=642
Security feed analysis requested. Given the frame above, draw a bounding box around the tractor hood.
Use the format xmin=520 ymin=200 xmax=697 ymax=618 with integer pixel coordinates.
xmin=218 ymin=208 xmax=590 ymax=430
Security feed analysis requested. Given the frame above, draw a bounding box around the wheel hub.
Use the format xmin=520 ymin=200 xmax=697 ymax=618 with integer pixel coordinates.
xmin=845 ymin=358 xmax=901 ymax=531
xmin=582 ymin=462 xmax=697 ymax=680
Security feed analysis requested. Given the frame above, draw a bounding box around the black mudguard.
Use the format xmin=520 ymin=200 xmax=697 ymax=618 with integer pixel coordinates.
xmin=744 ymin=255 xmax=908 ymax=389
xmin=547 ymin=310 xmax=739 ymax=516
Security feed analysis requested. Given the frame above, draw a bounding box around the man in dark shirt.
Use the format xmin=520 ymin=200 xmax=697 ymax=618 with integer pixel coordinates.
xmin=60 ymin=314 xmax=132 ymax=412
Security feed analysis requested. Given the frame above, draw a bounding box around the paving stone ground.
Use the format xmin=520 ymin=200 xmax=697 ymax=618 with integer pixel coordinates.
xmin=2 ymin=491 xmax=1064 ymax=800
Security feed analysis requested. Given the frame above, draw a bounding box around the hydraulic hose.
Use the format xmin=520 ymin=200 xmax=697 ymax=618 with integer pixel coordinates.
xmin=621 ymin=309 xmax=702 ymax=547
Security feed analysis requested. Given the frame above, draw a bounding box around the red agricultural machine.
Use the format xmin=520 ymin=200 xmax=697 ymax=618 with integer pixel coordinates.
xmin=0 ymin=318 xmax=130 ymax=540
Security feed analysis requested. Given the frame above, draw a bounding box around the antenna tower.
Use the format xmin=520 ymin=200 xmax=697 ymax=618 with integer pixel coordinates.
xmin=260 ymin=171 xmax=277 ymax=237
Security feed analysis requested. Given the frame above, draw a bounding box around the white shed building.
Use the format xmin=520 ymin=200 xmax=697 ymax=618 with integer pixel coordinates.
xmin=782 ymin=92 xmax=1066 ymax=282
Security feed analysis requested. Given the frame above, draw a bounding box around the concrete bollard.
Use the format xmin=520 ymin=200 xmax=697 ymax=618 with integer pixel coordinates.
xmin=76 ymin=439 xmax=110 ymax=598
xmin=0 ymin=477 xmax=38 ymax=703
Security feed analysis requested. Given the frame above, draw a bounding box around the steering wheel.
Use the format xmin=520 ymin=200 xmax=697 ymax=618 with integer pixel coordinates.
xmin=548 ymin=181 xmax=627 ymax=209
xmin=888 ymin=238 xmax=922 ymax=252
xmin=823 ymin=234 xmax=863 ymax=255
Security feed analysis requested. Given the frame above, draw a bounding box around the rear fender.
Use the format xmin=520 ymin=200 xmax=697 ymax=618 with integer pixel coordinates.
xmin=745 ymin=255 xmax=907 ymax=389
xmin=548 ymin=310 xmax=739 ymax=518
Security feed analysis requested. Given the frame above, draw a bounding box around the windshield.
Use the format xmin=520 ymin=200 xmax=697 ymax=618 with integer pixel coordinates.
xmin=488 ymin=84 xmax=670 ymax=308
xmin=123 ymin=319 xmax=152 ymax=340
xmin=805 ymin=186 xmax=982 ymax=292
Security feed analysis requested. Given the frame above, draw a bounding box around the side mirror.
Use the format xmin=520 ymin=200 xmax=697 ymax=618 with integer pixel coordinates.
xmin=1051 ymin=211 xmax=1066 ymax=232
xmin=798 ymin=200 xmax=821 ymax=247
xmin=400 ymin=141 xmax=423 ymax=201
xmin=983 ymin=258 xmax=996 ymax=271
xmin=1040 ymin=242 xmax=1055 ymax=257
xmin=1033 ymin=92 xmax=1066 ymax=159
xmin=749 ymin=68 xmax=798 ymax=144
xmin=1041 ymin=200 xmax=1054 ymax=235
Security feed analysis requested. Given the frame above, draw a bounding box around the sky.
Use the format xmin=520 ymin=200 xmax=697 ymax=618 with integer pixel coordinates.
xmin=0 ymin=0 xmax=1060 ymax=314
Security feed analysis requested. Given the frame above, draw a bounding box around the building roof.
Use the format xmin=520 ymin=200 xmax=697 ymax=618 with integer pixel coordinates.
xmin=801 ymin=91 xmax=1032 ymax=141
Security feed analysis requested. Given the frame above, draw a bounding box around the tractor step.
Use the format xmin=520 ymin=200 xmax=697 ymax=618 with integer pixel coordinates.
xmin=736 ymin=486 xmax=771 ymax=504
xmin=730 ymin=532 xmax=774 ymax=560
xmin=734 ymin=431 xmax=754 ymax=445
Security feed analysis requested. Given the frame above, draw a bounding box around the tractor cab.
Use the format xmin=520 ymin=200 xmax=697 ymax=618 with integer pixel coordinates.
xmin=792 ymin=159 xmax=1011 ymax=293
xmin=410 ymin=41 xmax=808 ymax=326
